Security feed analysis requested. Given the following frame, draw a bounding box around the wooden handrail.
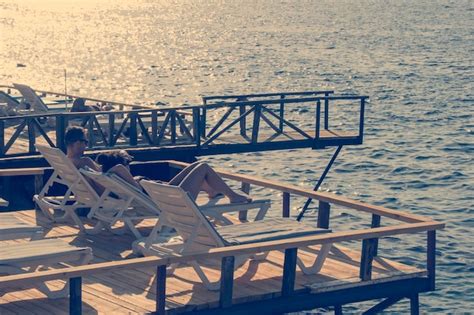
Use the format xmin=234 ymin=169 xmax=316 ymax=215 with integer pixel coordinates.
xmin=167 ymin=161 xmax=431 ymax=223
xmin=0 ymin=167 xmax=44 ymax=176
xmin=0 ymin=220 xmax=443 ymax=288
xmin=202 ymin=90 xmax=335 ymax=101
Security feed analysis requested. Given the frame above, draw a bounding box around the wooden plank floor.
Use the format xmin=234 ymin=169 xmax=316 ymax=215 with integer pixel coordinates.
xmin=0 ymin=209 xmax=423 ymax=314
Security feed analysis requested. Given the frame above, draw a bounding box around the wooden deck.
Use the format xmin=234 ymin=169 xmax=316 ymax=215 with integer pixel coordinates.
xmin=1 ymin=209 xmax=424 ymax=315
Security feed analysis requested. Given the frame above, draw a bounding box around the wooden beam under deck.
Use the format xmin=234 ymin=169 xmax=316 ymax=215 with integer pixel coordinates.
xmin=1 ymin=209 xmax=435 ymax=314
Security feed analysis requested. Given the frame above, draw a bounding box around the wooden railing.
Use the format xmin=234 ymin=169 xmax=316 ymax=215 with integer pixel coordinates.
xmin=0 ymin=161 xmax=444 ymax=314
xmin=0 ymin=95 xmax=367 ymax=157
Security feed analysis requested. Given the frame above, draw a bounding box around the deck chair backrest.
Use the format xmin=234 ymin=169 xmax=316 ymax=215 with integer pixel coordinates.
xmin=140 ymin=180 xmax=225 ymax=251
xmin=13 ymin=83 xmax=49 ymax=113
xmin=36 ymin=145 xmax=99 ymax=205
xmin=0 ymin=91 xmax=20 ymax=107
xmin=80 ymin=168 xmax=160 ymax=214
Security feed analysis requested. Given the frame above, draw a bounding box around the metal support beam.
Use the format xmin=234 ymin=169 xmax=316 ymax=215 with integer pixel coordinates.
xmin=362 ymin=296 xmax=404 ymax=315
xmin=297 ymin=145 xmax=343 ymax=221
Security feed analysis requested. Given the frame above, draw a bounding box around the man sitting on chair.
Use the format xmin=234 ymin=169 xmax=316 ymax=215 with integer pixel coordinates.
xmin=65 ymin=126 xmax=251 ymax=203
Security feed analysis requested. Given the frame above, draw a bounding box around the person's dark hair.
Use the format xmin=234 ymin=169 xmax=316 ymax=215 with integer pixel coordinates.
xmin=65 ymin=126 xmax=87 ymax=146
xmin=96 ymin=150 xmax=133 ymax=173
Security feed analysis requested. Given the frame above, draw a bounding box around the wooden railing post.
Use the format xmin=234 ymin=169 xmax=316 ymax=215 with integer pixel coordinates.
xmin=279 ymin=95 xmax=285 ymax=132
xmin=129 ymin=113 xmax=138 ymax=146
xmin=219 ymin=256 xmax=235 ymax=308
xmin=239 ymin=183 xmax=250 ymax=221
xmin=324 ymin=92 xmax=329 ymax=130
xmin=360 ymin=238 xmax=377 ymax=281
xmin=371 ymin=214 xmax=381 ymax=256
xmin=108 ymin=113 xmax=115 ymax=147
xmin=56 ymin=115 xmax=66 ymax=152
xmin=315 ymin=100 xmax=321 ymax=141
xmin=69 ymin=276 xmax=82 ymax=315
xmin=251 ymin=104 xmax=262 ymax=144
xmin=282 ymin=192 xmax=290 ymax=218
xmin=317 ymin=201 xmax=330 ymax=229
xmin=239 ymin=103 xmax=247 ymax=137
xmin=359 ymin=97 xmax=366 ymax=143
xmin=156 ymin=265 xmax=167 ymax=315
xmin=27 ymin=118 xmax=36 ymax=153
xmin=201 ymin=101 xmax=207 ymax=138
xmin=0 ymin=120 xmax=5 ymax=157
xmin=427 ymin=230 xmax=436 ymax=290
xmin=282 ymin=248 xmax=298 ymax=296
xmin=170 ymin=110 xmax=177 ymax=144
xmin=193 ymin=108 xmax=201 ymax=147
xmin=151 ymin=111 xmax=158 ymax=145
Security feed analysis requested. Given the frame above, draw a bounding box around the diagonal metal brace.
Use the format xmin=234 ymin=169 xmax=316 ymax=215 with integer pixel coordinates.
xmin=297 ymin=145 xmax=343 ymax=221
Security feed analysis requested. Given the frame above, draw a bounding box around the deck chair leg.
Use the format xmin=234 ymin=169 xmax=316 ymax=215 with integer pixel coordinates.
xmin=124 ymin=218 xmax=143 ymax=239
xmin=85 ymin=220 xmax=105 ymax=235
xmin=297 ymin=243 xmax=333 ymax=275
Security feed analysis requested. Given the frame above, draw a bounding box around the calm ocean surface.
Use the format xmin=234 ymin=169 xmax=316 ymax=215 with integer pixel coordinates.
xmin=1 ymin=0 xmax=473 ymax=313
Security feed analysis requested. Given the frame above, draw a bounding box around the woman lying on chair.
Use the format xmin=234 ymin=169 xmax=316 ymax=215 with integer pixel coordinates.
xmin=65 ymin=126 xmax=251 ymax=203
xmin=95 ymin=151 xmax=251 ymax=203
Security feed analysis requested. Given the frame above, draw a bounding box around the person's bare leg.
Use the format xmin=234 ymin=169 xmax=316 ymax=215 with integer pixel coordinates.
xmin=177 ymin=163 xmax=251 ymax=203
xmin=169 ymin=162 xmax=219 ymax=197
xmin=168 ymin=161 xmax=201 ymax=185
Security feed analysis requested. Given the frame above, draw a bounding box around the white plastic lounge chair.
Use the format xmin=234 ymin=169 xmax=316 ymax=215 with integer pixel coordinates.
xmin=33 ymin=145 xmax=124 ymax=232
xmin=0 ymin=213 xmax=43 ymax=241
xmin=0 ymin=238 xmax=92 ymax=298
xmin=79 ymin=168 xmax=163 ymax=239
xmin=80 ymin=168 xmax=270 ymax=241
xmin=138 ymin=180 xmax=332 ymax=290
xmin=12 ymin=83 xmax=49 ymax=113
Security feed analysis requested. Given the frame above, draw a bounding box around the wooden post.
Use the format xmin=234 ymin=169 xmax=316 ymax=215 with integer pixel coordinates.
xmin=251 ymin=104 xmax=261 ymax=144
xmin=282 ymin=248 xmax=298 ymax=296
xmin=324 ymin=93 xmax=330 ymax=130
xmin=193 ymin=108 xmax=201 ymax=147
xmin=239 ymin=182 xmax=250 ymax=221
xmin=317 ymin=201 xmax=330 ymax=229
xmin=219 ymin=256 xmax=235 ymax=308
xmin=359 ymin=98 xmax=366 ymax=143
xmin=279 ymin=95 xmax=285 ymax=132
xmin=69 ymin=277 xmax=82 ymax=315
xmin=334 ymin=305 xmax=343 ymax=315
xmin=151 ymin=111 xmax=158 ymax=145
xmin=27 ymin=118 xmax=36 ymax=153
xmin=129 ymin=113 xmax=138 ymax=146
xmin=315 ymin=100 xmax=321 ymax=141
xmin=239 ymin=104 xmax=247 ymax=137
xmin=0 ymin=119 xmax=4 ymax=156
xmin=427 ymin=230 xmax=436 ymax=290
xmin=360 ymin=238 xmax=377 ymax=281
xmin=371 ymin=214 xmax=381 ymax=256
xmin=156 ymin=265 xmax=167 ymax=315
xmin=170 ymin=110 xmax=176 ymax=144
xmin=108 ymin=114 xmax=115 ymax=147
xmin=56 ymin=115 xmax=66 ymax=152
xmin=201 ymin=100 xmax=207 ymax=137
xmin=282 ymin=192 xmax=290 ymax=218
xmin=410 ymin=294 xmax=420 ymax=315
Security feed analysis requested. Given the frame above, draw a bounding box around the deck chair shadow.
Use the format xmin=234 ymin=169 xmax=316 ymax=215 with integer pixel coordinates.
xmin=33 ymin=145 xmax=126 ymax=233
xmin=0 ymin=238 xmax=92 ymax=299
xmin=139 ymin=180 xmax=332 ymax=291
xmin=0 ymin=213 xmax=43 ymax=241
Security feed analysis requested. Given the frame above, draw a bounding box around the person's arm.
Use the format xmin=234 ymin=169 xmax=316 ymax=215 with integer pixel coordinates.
xmin=108 ymin=164 xmax=142 ymax=189
xmin=81 ymin=157 xmax=101 ymax=172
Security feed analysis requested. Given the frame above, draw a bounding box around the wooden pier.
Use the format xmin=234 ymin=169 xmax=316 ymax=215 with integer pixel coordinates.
xmin=0 ymin=87 xmax=366 ymax=168
xmin=0 ymin=161 xmax=444 ymax=314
